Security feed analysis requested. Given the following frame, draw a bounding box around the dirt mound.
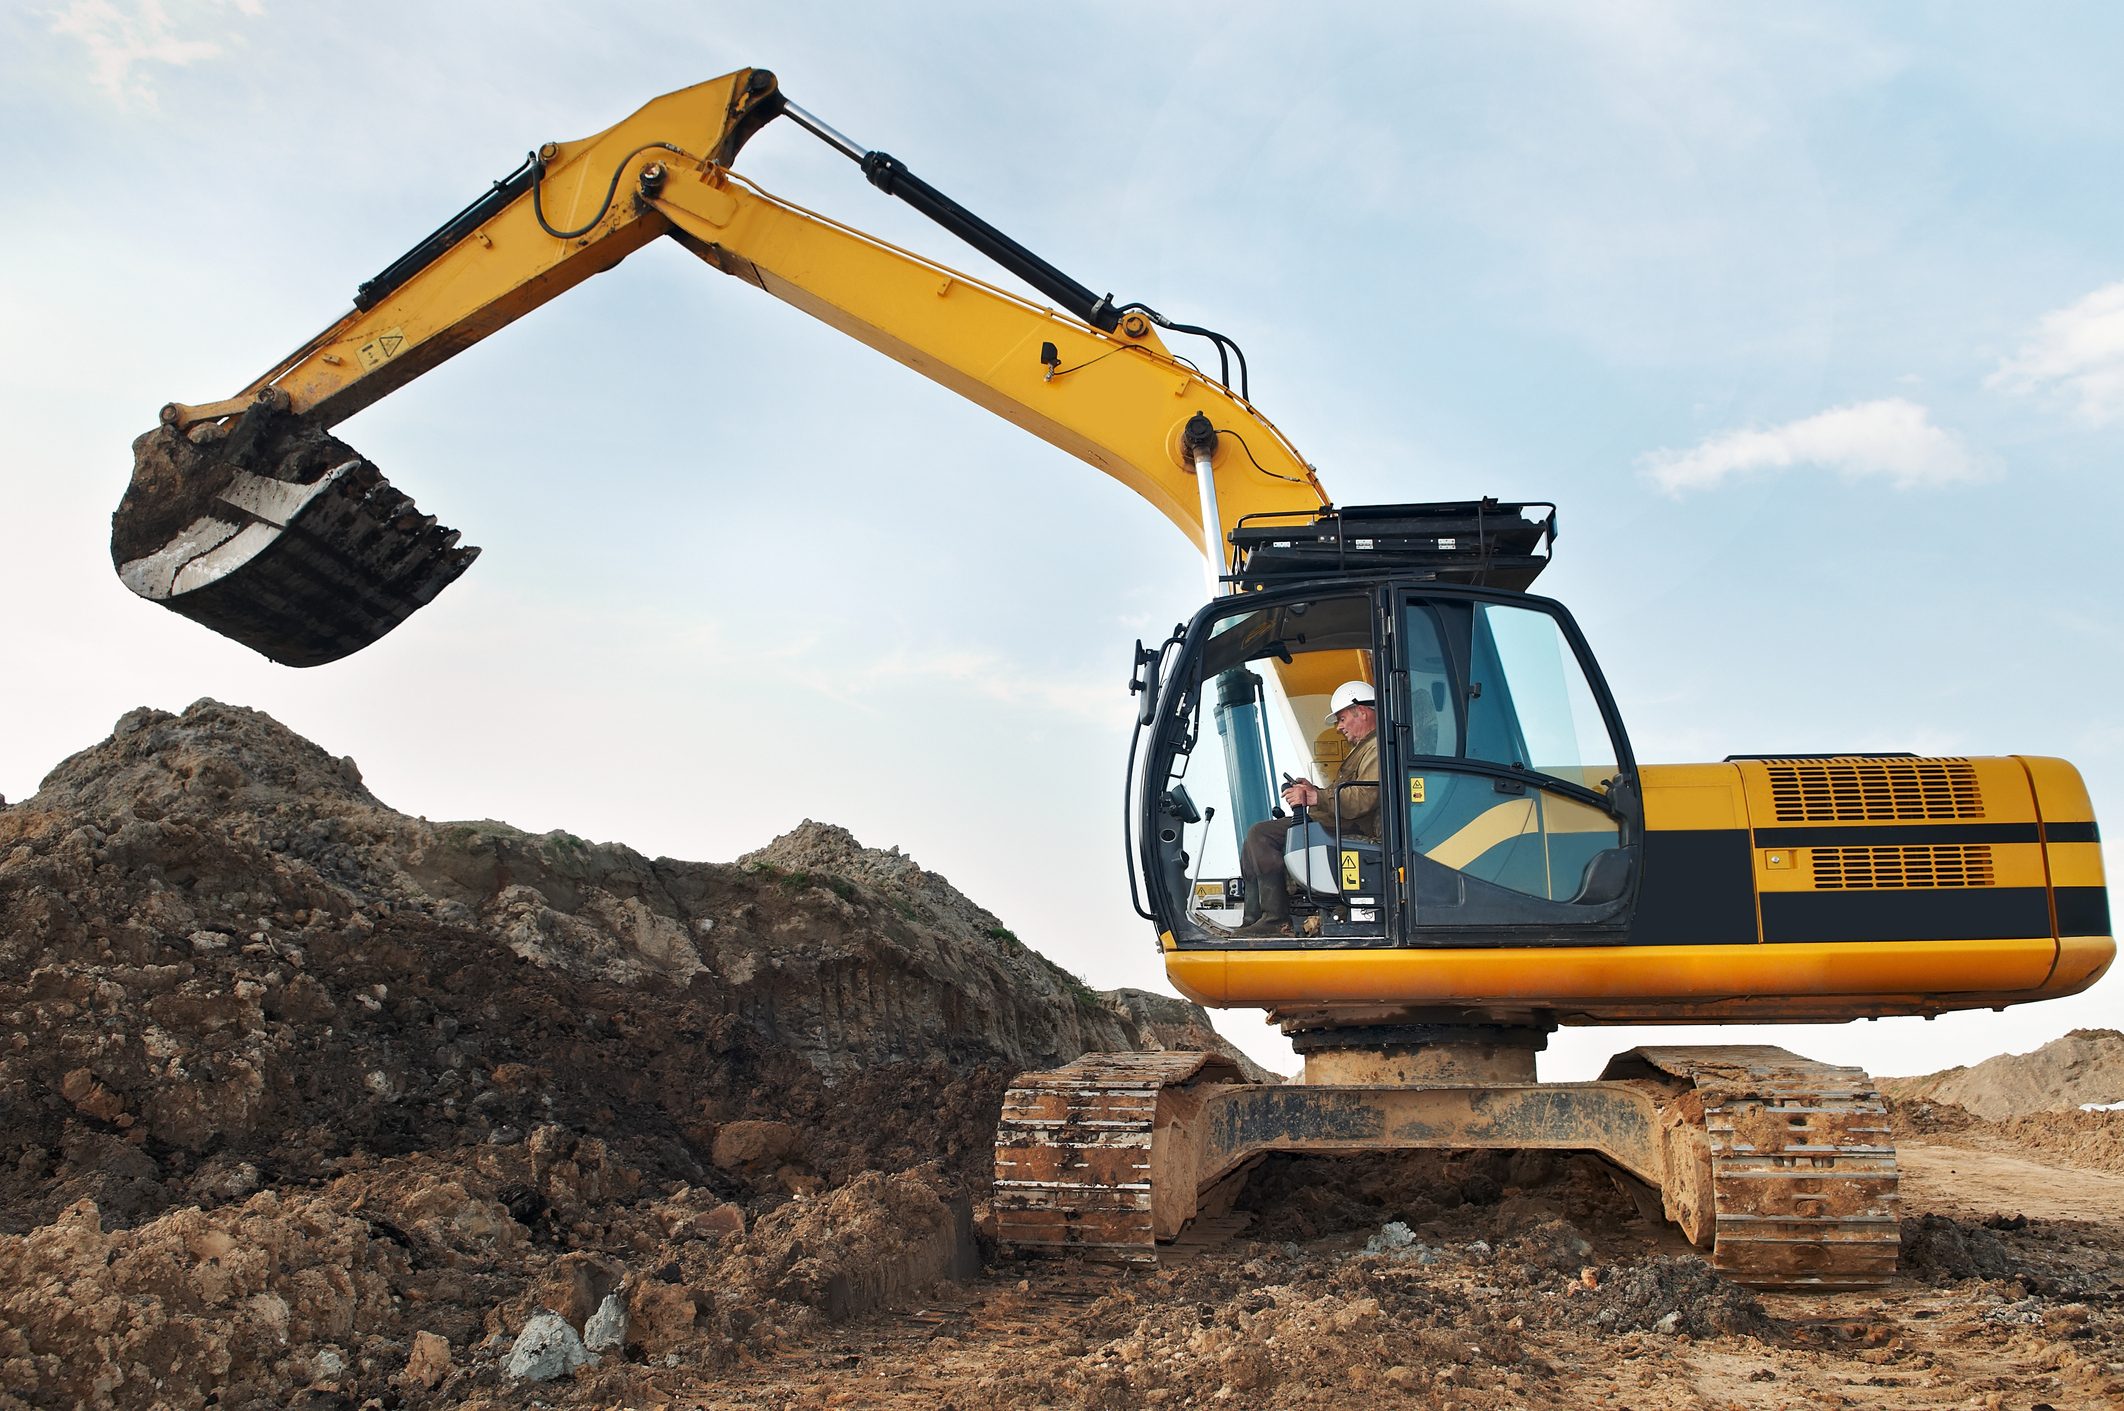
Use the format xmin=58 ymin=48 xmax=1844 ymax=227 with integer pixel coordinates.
xmin=0 ymin=1193 xmax=408 ymax=1409
xmin=1887 ymin=1095 xmax=1983 ymax=1136
xmin=1899 ymin=1212 xmax=2026 ymax=1287
xmin=1100 ymin=987 xmax=1286 ymax=1084
xmin=1984 ymin=1107 xmax=2124 ymax=1174
xmin=1895 ymin=1210 xmax=2107 ymax=1297
xmin=0 ymin=701 xmax=1253 ymax=1409
xmin=1879 ymin=1028 xmax=2124 ymax=1119
xmin=1896 ymin=1098 xmax=2124 ymax=1176
xmin=10 ymin=700 xmax=2119 ymax=1410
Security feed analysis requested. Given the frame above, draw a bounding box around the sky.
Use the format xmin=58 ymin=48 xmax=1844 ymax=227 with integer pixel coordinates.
xmin=2 ymin=1 xmax=2118 ymax=1080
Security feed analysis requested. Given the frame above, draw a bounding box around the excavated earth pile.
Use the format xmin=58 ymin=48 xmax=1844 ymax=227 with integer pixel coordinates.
xmin=2 ymin=700 xmax=2120 ymax=1410
xmin=1880 ymin=1028 xmax=2124 ymax=1121
xmin=0 ymin=701 xmax=1246 ymax=1409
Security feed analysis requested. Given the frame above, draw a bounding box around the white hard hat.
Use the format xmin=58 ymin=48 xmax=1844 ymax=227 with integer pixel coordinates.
xmin=1325 ymin=680 xmax=1376 ymax=724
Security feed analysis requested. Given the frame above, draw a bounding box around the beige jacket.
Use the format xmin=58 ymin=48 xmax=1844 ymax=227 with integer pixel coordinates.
xmin=1326 ymin=732 xmax=1381 ymax=839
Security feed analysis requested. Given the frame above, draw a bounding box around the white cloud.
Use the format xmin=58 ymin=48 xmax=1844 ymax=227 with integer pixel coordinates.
xmin=49 ymin=0 xmax=257 ymax=108
xmin=1989 ymin=280 xmax=2124 ymax=426
xmin=1640 ymin=397 xmax=1980 ymax=494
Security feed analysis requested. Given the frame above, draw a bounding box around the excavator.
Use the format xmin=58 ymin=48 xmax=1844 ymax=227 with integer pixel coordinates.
xmin=112 ymin=69 xmax=2113 ymax=1290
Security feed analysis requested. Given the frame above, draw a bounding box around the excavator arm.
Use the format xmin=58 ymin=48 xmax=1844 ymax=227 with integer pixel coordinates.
xmin=113 ymin=67 xmax=1328 ymax=667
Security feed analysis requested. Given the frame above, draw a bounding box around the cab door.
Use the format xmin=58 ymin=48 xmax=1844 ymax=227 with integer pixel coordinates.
xmin=1391 ymin=589 xmax=1640 ymax=939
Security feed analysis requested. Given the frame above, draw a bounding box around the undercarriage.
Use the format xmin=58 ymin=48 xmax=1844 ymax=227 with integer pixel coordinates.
xmin=994 ymin=1028 xmax=1899 ymax=1291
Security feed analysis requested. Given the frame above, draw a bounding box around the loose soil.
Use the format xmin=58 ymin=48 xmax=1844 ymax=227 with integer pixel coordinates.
xmin=2 ymin=702 xmax=2119 ymax=1409
xmin=111 ymin=402 xmax=358 ymax=566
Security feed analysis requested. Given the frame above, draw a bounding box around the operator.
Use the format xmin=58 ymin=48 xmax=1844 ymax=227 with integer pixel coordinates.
xmin=1232 ymin=681 xmax=1385 ymax=937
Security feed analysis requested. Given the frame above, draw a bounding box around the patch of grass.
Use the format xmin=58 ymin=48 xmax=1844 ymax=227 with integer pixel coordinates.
xmin=1031 ymin=952 xmax=1108 ymax=1014
xmin=742 ymin=862 xmax=859 ymax=902
xmin=1067 ymin=976 xmax=1106 ymax=1013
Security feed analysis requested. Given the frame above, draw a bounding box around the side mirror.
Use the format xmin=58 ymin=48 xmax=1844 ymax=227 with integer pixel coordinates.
xmin=1161 ymin=785 xmax=1202 ymax=825
xmin=1131 ymin=638 xmax=1164 ymax=727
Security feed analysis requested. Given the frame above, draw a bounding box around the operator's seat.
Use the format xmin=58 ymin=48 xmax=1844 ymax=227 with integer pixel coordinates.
xmin=1281 ymin=815 xmax=1384 ymax=903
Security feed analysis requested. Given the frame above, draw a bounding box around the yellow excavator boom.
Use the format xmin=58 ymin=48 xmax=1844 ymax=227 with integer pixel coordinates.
xmin=116 ymin=68 xmax=1330 ymax=669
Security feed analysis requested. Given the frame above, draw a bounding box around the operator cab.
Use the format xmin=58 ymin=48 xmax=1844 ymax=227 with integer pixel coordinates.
xmin=1131 ymin=502 xmax=1641 ymax=949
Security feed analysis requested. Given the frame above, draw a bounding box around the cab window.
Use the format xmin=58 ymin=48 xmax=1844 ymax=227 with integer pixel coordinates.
xmin=1399 ymin=597 xmax=1630 ymax=913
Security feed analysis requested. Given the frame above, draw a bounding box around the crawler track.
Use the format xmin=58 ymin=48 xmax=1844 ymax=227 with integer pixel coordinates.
xmin=1626 ymin=1045 xmax=1902 ymax=1290
xmin=992 ymin=1052 xmax=1235 ymax=1263
xmin=1001 ymin=1044 xmax=1901 ymax=1289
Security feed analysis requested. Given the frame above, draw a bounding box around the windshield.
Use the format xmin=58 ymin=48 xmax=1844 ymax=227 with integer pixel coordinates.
xmin=1410 ymin=598 xmax=1618 ymax=796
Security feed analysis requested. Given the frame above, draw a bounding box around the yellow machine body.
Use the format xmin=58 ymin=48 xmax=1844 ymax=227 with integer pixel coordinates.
xmin=1163 ymin=754 xmax=2111 ymax=1026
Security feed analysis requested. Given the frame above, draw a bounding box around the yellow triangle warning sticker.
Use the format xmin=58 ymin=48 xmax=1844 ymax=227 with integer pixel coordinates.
xmin=354 ymin=327 xmax=409 ymax=371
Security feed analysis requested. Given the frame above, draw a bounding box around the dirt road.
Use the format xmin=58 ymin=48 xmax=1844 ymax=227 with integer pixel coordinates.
xmin=513 ymin=1128 xmax=2123 ymax=1411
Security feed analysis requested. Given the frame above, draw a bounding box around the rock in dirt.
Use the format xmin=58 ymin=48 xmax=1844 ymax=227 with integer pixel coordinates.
xmin=1580 ymin=1257 xmax=1774 ymax=1339
xmin=401 ymin=1330 xmax=449 ymax=1389
xmin=583 ymin=1293 xmax=627 ymax=1352
xmin=506 ymin=1309 xmax=595 ymax=1381
xmin=625 ymin=1278 xmax=701 ymax=1358
xmin=713 ymin=1119 xmax=802 ymax=1170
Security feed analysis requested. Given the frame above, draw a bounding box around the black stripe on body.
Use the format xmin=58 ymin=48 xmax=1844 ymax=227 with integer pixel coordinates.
xmin=1628 ymin=829 xmax=1757 ymax=946
xmin=2045 ymin=822 xmax=2101 ymax=843
xmin=1760 ymin=889 xmax=2053 ymax=944
xmin=2055 ymin=886 xmax=2112 ymax=937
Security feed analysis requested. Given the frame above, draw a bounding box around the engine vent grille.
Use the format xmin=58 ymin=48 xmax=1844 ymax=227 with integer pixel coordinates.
xmin=1764 ymin=758 xmax=1982 ymax=822
xmin=1812 ymin=844 xmax=1996 ymax=890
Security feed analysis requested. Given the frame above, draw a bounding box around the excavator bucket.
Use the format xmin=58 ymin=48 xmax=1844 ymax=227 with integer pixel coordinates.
xmin=112 ymin=402 xmax=477 ymax=668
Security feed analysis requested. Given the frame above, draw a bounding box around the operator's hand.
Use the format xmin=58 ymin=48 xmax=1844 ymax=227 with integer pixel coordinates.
xmin=1280 ymin=778 xmax=1320 ymax=809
